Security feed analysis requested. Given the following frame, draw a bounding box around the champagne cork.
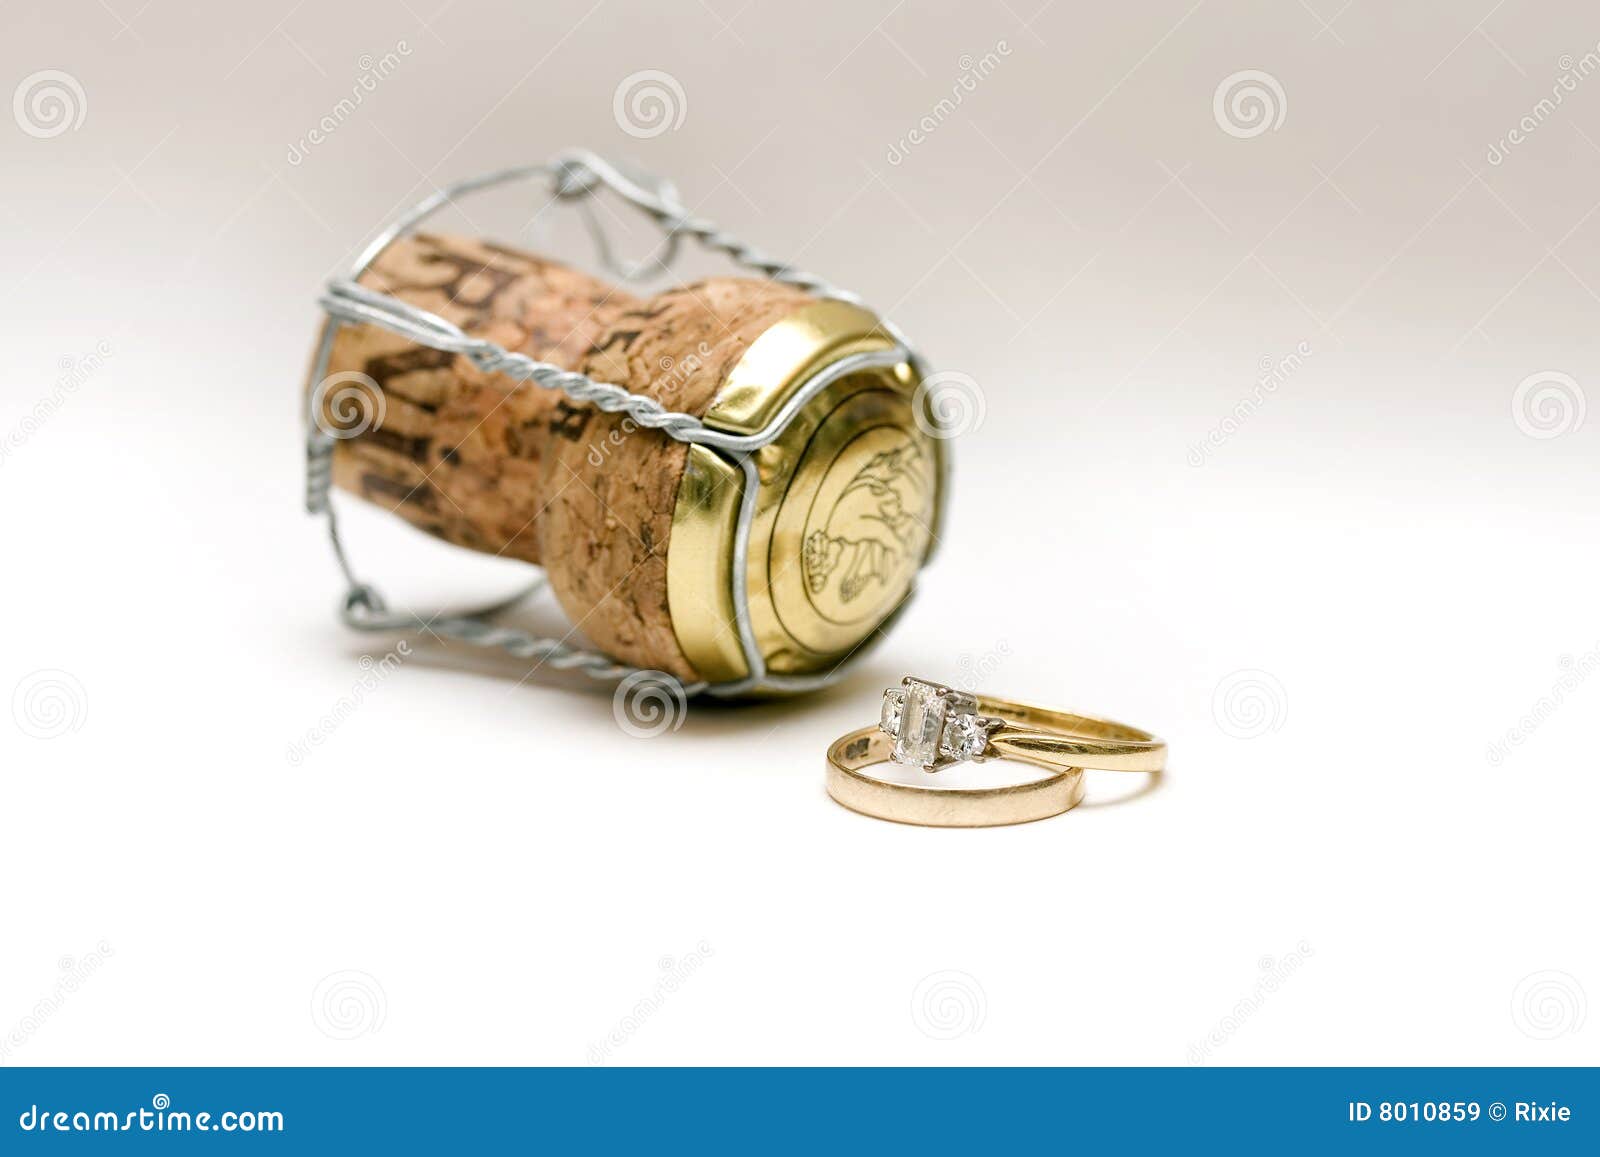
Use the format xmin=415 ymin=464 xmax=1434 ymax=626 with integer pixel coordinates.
xmin=311 ymin=232 xmax=942 ymax=686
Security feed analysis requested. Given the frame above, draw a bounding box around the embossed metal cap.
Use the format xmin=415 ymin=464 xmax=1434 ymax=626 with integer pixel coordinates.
xmin=667 ymin=300 xmax=945 ymax=683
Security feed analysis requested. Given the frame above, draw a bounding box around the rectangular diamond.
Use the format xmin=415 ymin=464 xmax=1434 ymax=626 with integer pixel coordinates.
xmin=892 ymin=679 xmax=946 ymax=767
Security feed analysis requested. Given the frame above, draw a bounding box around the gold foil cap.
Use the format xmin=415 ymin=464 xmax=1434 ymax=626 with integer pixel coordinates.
xmin=668 ymin=300 xmax=943 ymax=683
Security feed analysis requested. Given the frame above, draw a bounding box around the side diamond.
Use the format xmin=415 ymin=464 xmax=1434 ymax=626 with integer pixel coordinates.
xmin=879 ymin=689 xmax=905 ymax=737
xmin=939 ymin=714 xmax=989 ymax=762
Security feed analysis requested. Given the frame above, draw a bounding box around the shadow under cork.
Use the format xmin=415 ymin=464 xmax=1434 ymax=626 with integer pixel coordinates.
xmin=336 ymin=602 xmax=899 ymax=745
xmin=666 ymin=658 xmax=895 ymax=742
xmin=335 ymin=623 xmax=1171 ymax=809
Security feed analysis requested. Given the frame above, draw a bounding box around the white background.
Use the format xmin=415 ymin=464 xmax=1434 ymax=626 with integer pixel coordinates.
xmin=2 ymin=0 xmax=1596 ymax=1065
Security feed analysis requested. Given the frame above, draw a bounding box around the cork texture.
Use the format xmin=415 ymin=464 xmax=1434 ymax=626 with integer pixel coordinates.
xmin=315 ymin=233 xmax=813 ymax=679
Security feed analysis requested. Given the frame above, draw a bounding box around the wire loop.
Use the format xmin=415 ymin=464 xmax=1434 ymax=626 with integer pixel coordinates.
xmin=304 ymin=150 xmax=941 ymax=697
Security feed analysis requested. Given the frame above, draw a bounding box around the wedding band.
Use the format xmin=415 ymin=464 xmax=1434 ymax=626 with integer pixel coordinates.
xmin=827 ymin=727 xmax=1086 ymax=827
xmin=823 ymin=676 xmax=1166 ymax=827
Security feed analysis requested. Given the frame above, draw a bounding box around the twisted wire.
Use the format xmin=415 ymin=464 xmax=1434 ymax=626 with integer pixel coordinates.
xmin=317 ymin=281 xmax=709 ymax=441
xmin=306 ymin=150 xmax=925 ymax=697
xmin=338 ymin=584 xmax=703 ymax=690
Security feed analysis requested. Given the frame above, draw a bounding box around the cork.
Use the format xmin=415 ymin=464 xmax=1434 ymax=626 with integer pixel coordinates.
xmin=314 ymin=233 xmax=814 ymax=680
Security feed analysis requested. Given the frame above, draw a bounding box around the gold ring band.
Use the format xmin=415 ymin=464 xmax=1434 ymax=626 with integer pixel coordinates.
xmin=823 ymin=676 xmax=1166 ymax=827
xmin=878 ymin=677 xmax=1166 ymax=775
xmin=826 ymin=727 xmax=1086 ymax=827
xmin=980 ymin=698 xmax=1165 ymax=775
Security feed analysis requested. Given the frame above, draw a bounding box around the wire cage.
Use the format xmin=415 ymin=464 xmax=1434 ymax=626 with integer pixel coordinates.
xmin=304 ymin=149 xmax=949 ymax=698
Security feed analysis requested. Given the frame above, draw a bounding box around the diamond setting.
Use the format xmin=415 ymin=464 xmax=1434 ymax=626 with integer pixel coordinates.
xmin=878 ymin=677 xmax=993 ymax=771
